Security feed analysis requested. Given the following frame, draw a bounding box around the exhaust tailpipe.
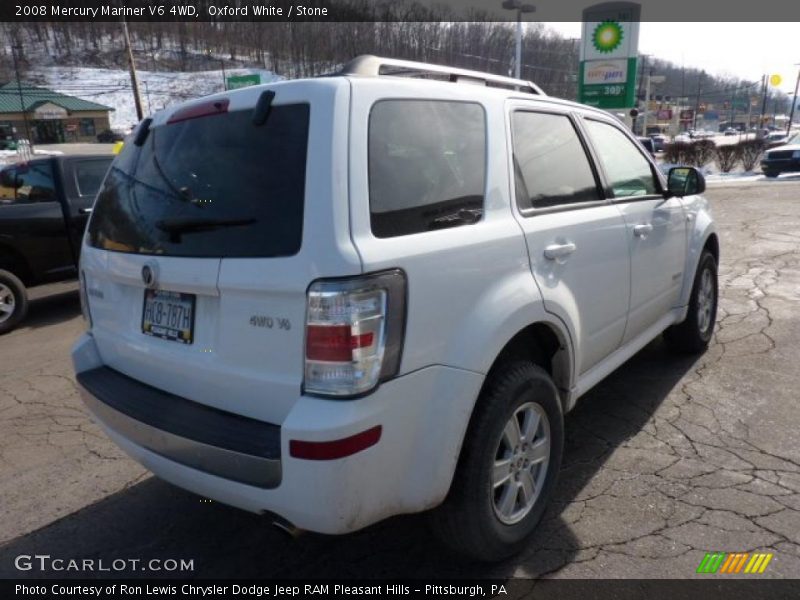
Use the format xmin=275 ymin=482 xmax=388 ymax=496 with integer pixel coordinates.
xmin=272 ymin=517 xmax=304 ymax=539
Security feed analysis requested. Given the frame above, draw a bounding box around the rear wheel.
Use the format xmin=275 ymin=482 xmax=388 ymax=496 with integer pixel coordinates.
xmin=0 ymin=270 xmax=28 ymax=335
xmin=431 ymin=361 xmax=563 ymax=562
xmin=764 ymin=170 xmax=780 ymax=178
xmin=664 ymin=250 xmax=718 ymax=354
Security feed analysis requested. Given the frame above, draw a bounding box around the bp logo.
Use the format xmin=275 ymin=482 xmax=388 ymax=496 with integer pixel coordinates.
xmin=592 ymin=21 xmax=624 ymax=53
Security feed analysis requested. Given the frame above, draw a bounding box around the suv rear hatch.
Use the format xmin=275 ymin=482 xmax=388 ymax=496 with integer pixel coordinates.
xmin=83 ymin=80 xmax=359 ymax=424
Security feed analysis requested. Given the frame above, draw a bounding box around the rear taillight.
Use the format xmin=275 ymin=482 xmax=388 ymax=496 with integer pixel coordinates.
xmin=304 ymin=270 xmax=406 ymax=397
xmin=79 ymin=271 xmax=92 ymax=327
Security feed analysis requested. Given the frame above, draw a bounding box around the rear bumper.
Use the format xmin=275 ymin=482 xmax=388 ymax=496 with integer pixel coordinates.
xmin=76 ymin=367 xmax=282 ymax=488
xmin=72 ymin=333 xmax=484 ymax=534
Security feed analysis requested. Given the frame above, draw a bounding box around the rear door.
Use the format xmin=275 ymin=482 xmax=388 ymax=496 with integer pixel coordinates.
xmin=0 ymin=159 xmax=75 ymax=283
xmin=84 ymin=80 xmax=358 ymax=425
xmin=508 ymin=105 xmax=631 ymax=376
xmin=58 ymin=156 xmax=113 ymax=260
xmin=581 ymin=117 xmax=687 ymax=343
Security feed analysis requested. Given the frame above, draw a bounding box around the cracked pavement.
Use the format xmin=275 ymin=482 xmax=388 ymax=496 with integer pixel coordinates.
xmin=1 ymin=180 xmax=799 ymax=579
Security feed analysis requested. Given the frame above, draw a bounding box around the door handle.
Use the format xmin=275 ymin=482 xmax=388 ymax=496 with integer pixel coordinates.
xmin=544 ymin=242 xmax=577 ymax=260
xmin=79 ymin=208 xmax=93 ymax=215
xmin=633 ymin=223 xmax=653 ymax=237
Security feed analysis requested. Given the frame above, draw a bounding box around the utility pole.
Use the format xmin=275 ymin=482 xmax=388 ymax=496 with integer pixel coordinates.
xmin=693 ymin=71 xmax=704 ymax=130
xmin=122 ymin=17 xmax=144 ymax=122
xmin=788 ymin=65 xmax=800 ymax=136
xmin=642 ymin=72 xmax=665 ymax=136
xmin=144 ymin=81 xmax=152 ymax=115
xmin=760 ymin=74 xmax=769 ymax=128
xmin=10 ymin=43 xmax=32 ymax=147
xmin=631 ymin=55 xmax=648 ymax=135
xmin=206 ymin=49 xmax=228 ymax=91
xmin=642 ymin=71 xmax=651 ymax=135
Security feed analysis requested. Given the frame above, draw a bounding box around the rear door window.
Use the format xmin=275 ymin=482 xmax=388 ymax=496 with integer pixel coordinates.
xmin=368 ymin=100 xmax=486 ymax=238
xmin=511 ymin=111 xmax=601 ymax=209
xmin=88 ymin=103 xmax=310 ymax=257
xmin=74 ymin=159 xmax=112 ymax=197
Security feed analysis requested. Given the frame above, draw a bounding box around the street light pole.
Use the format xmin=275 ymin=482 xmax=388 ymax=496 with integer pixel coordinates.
xmin=787 ymin=64 xmax=800 ymax=136
xmin=760 ymin=74 xmax=769 ymax=128
xmin=501 ymin=0 xmax=536 ymax=80
xmin=515 ymin=15 xmax=523 ymax=80
xmin=10 ymin=44 xmax=32 ymax=147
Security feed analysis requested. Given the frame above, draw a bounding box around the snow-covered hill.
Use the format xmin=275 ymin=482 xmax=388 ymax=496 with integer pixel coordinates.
xmin=29 ymin=66 xmax=282 ymax=129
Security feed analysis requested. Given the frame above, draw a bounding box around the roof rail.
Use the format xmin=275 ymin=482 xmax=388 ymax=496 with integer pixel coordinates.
xmin=339 ymin=55 xmax=546 ymax=96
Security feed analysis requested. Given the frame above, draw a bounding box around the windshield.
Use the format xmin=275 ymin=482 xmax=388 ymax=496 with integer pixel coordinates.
xmin=87 ymin=103 xmax=309 ymax=258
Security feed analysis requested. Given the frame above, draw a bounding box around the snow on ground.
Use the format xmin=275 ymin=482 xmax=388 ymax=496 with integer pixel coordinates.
xmin=28 ymin=66 xmax=283 ymax=129
xmin=705 ymin=171 xmax=800 ymax=185
xmin=658 ymin=160 xmax=800 ymax=185
xmin=0 ymin=148 xmax=63 ymax=166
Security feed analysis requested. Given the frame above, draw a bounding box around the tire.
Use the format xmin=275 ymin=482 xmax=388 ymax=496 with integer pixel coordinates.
xmin=0 ymin=269 xmax=28 ymax=335
xmin=430 ymin=361 xmax=564 ymax=562
xmin=663 ymin=250 xmax=718 ymax=354
xmin=764 ymin=171 xmax=780 ymax=178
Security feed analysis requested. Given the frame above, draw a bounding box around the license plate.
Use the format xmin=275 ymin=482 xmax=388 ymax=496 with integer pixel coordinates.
xmin=142 ymin=289 xmax=195 ymax=344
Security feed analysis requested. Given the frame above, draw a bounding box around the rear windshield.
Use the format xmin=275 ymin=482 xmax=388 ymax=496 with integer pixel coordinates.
xmin=88 ymin=103 xmax=309 ymax=257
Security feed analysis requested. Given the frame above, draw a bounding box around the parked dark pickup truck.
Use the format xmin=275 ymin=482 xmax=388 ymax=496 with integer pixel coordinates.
xmin=0 ymin=154 xmax=112 ymax=334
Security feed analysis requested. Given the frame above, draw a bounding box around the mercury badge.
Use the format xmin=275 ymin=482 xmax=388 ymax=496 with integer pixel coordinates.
xmin=141 ymin=262 xmax=159 ymax=289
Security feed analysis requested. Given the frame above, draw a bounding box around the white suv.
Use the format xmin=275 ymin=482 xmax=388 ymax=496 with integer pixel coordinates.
xmin=72 ymin=56 xmax=718 ymax=561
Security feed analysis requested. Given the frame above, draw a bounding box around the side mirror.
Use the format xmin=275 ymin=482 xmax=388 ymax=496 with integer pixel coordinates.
xmin=667 ymin=166 xmax=706 ymax=198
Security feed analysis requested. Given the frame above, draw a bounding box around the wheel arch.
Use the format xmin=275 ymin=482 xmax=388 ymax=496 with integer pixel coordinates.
xmin=483 ymin=321 xmax=573 ymax=414
xmin=0 ymin=243 xmax=34 ymax=286
xmin=703 ymin=232 xmax=719 ymax=264
xmin=679 ymin=208 xmax=718 ymax=308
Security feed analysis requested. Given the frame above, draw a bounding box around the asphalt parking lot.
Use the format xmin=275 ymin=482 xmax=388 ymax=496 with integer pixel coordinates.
xmin=1 ymin=179 xmax=799 ymax=580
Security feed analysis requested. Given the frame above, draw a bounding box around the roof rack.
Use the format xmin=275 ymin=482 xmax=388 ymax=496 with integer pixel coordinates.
xmin=339 ymin=55 xmax=546 ymax=96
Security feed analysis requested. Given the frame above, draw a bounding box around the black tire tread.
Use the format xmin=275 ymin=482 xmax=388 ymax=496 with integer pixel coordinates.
xmin=664 ymin=250 xmax=717 ymax=354
xmin=0 ymin=269 xmax=28 ymax=335
xmin=431 ymin=360 xmax=563 ymax=562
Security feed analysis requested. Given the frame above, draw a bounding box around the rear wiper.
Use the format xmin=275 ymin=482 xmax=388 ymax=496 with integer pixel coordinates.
xmin=155 ymin=217 xmax=256 ymax=242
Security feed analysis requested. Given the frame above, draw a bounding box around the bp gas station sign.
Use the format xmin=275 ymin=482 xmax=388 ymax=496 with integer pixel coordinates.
xmin=578 ymin=3 xmax=641 ymax=109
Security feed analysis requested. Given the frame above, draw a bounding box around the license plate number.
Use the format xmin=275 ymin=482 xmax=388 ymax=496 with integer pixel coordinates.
xmin=142 ymin=290 xmax=195 ymax=344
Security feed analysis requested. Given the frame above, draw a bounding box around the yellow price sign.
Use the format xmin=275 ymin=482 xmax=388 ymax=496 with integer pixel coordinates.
xmin=769 ymin=74 xmax=782 ymax=87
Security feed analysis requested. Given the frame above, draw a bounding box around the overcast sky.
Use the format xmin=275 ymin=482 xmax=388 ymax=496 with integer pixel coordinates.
xmin=545 ymin=22 xmax=799 ymax=95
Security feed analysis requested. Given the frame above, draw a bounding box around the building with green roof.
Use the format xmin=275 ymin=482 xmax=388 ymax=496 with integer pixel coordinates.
xmin=0 ymin=82 xmax=114 ymax=144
